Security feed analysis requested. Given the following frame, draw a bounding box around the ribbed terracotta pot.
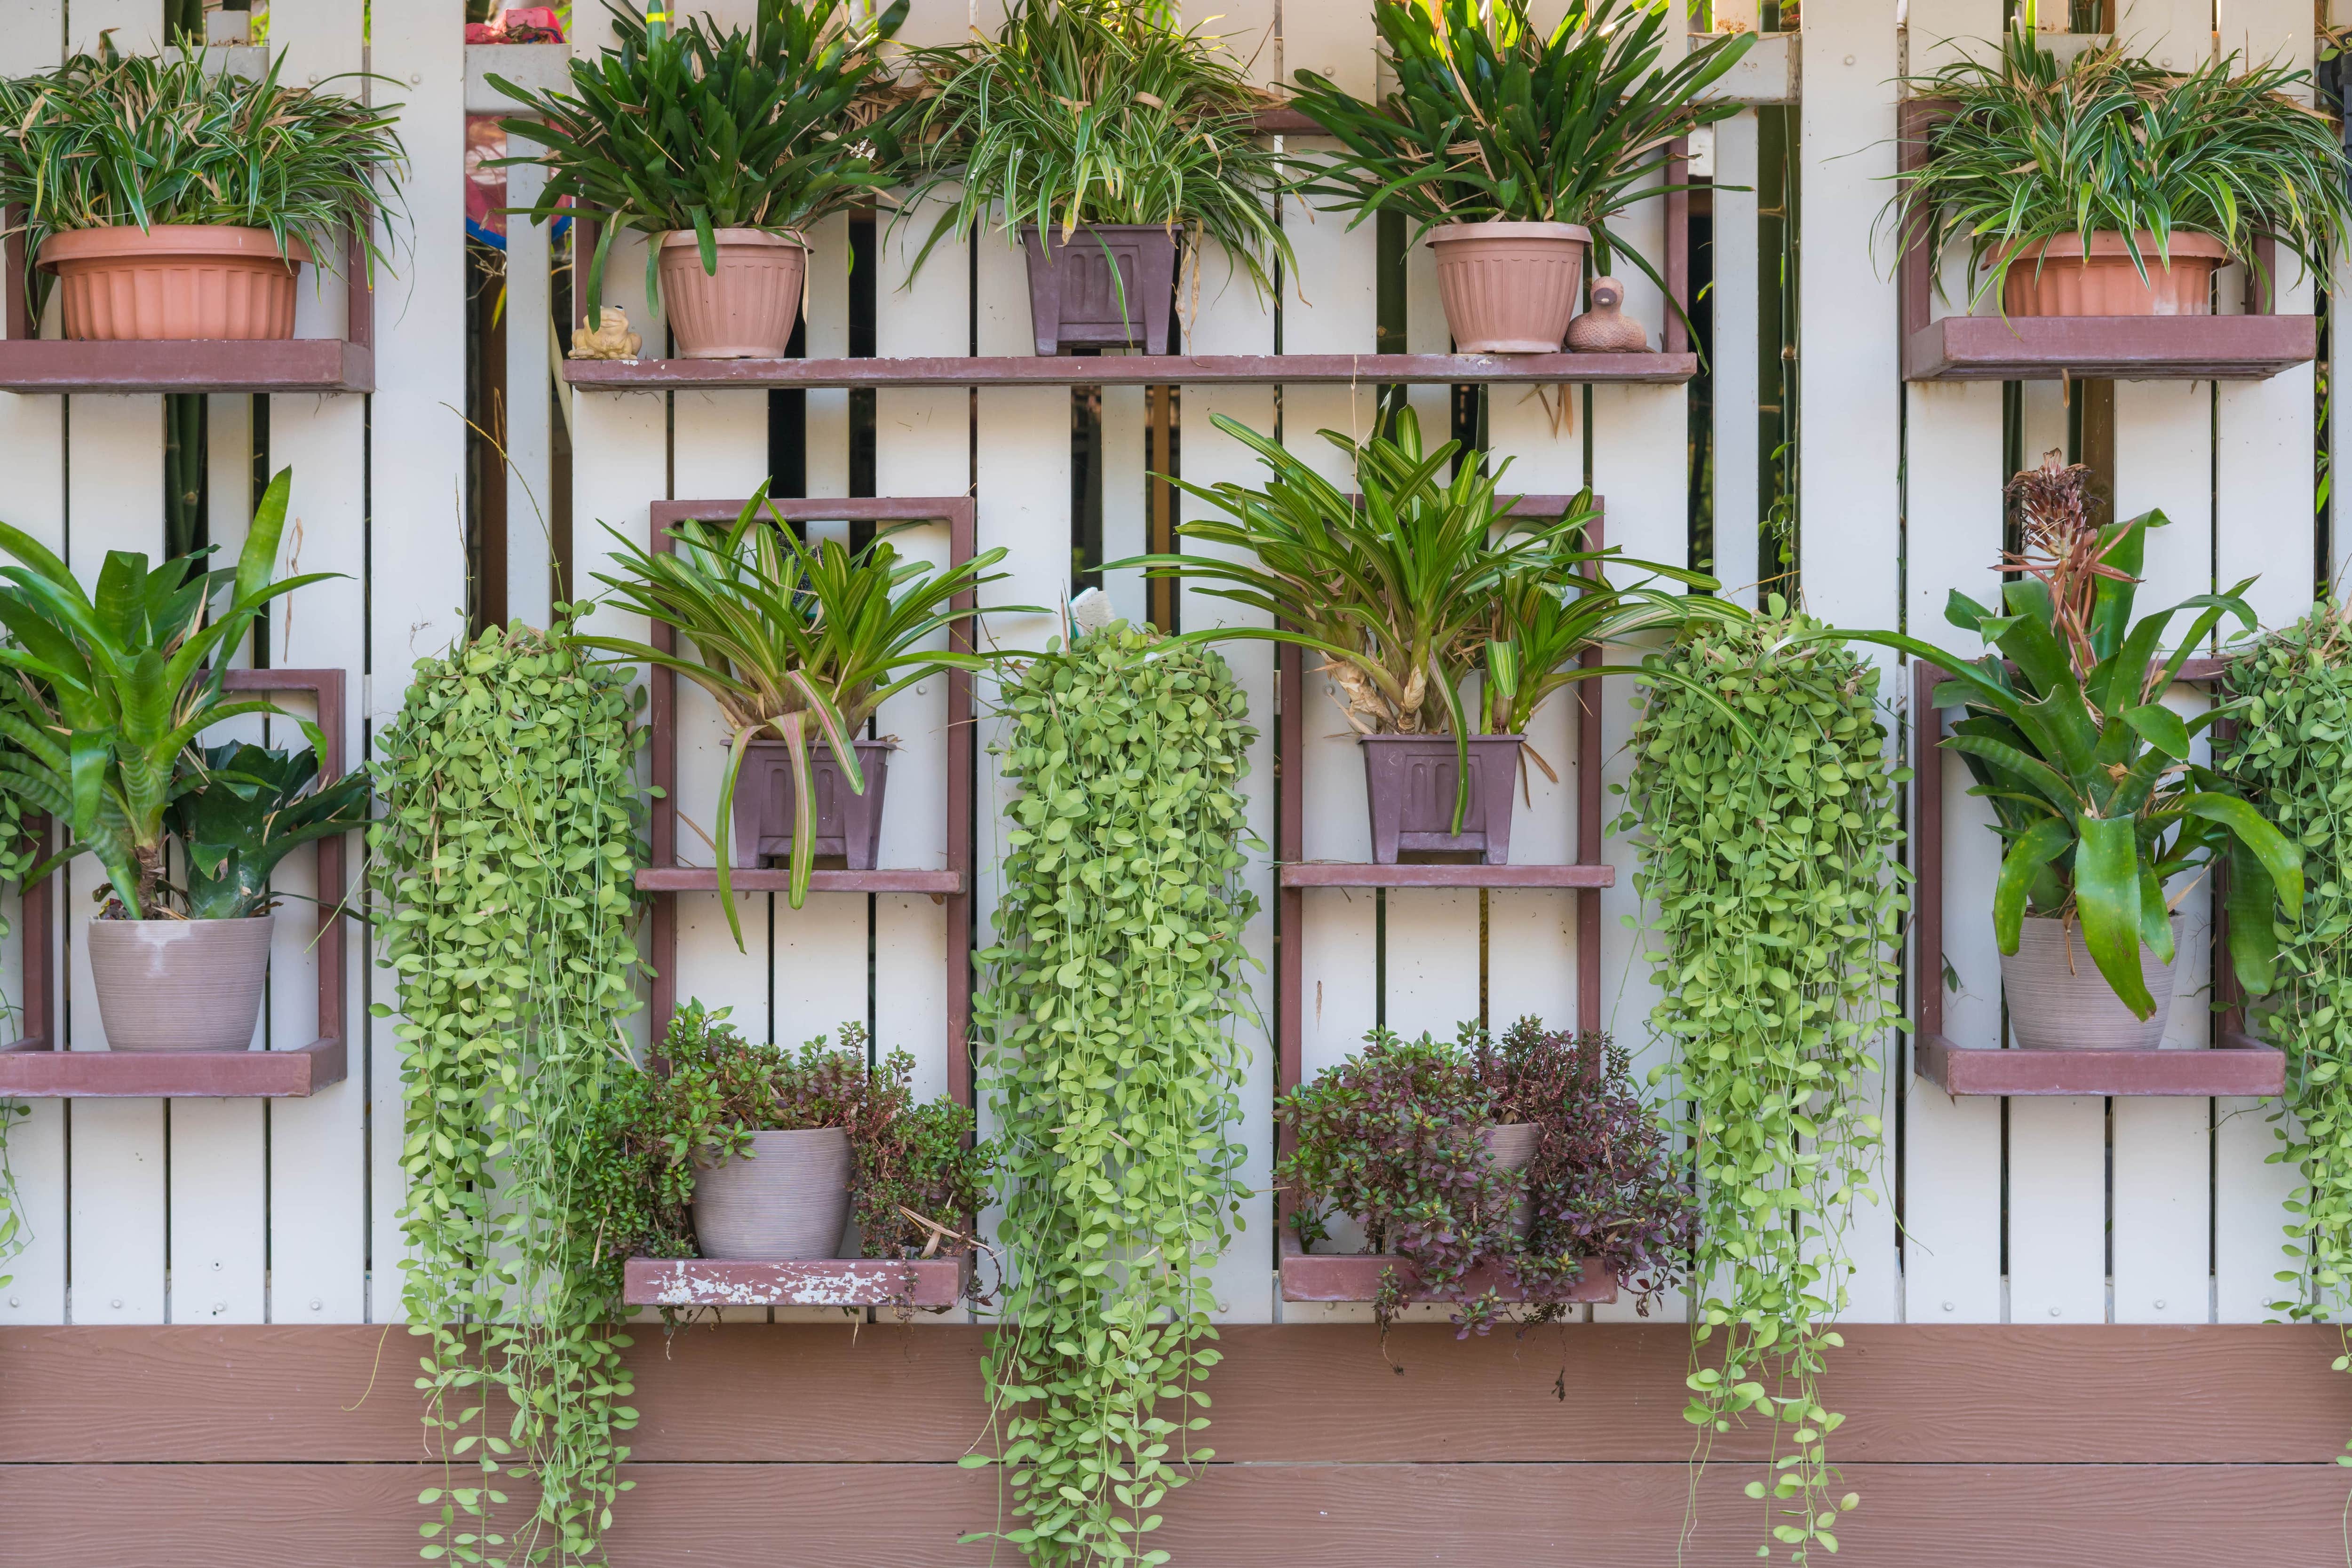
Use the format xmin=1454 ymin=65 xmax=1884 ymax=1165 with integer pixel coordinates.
xmin=1019 ymin=223 xmax=1178 ymax=356
xmin=86 ymin=914 xmax=274 ymax=1053
xmin=731 ymin=737 xmax=894 ymax=871
xmin=1428 ymin=221 xmax=1591 ymax=353
xmin=40 ymin=225 xmax=310 ymax=341
xmin=657 ymin=229 xmax=805 ymax=358
xmin=1480 ymin=1121 xmax=1541 ymax=1243
xmin=1997 ymin=232 xmax=2228 ymax=317
xmin=2001 ymin=914 xmax=2184 ymax=1050
xmin=1359 ymin=733 xmax=1524 ymax=865
xmin=692 ymin=1128 xmax=853 ymax=1259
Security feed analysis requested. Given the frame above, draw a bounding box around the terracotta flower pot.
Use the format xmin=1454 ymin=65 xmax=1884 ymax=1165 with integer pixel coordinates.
xmin=1359 ymin=733 xmax=1524 ymax=865
xmin=730 ymin=736 xmax=895 ymax=871
xmin=1997 ymin=232 xmax=2229 ymax=317
xmin=40 ymin=225 xmax=311 ymax=341
xmin=657 ymin=228 xmax=805 ymax=358
xmin=86 ymin=914 xmax=274 ymax=1053
xmin=692 ymin=1127 xmax=853 ymax=1259
xmin=2000 ymin=914 xmax=2184 ymax=1050
xmin=1018 ymin=223 xmax=1177 ymax=356
xmin=1480 ymin=1121 xmax=1541 ymax=1243
xmin=1428 ymin=221 xmax=1591 ymax=353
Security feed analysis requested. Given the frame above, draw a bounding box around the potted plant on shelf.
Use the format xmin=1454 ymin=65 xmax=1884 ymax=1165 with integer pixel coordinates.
xmin=577 ymin=485 xmax=1025 ymax=938
xmin=898 ymin=0 xmax=1295 ymax=356
xmin=0 ymin=42 xmax=403 ymax=342
xmin=1279 ymin=1018 xmax=1690 ymax=1332
xmin=0 ymin=470 xmax=353 ymax=1052
xmin=1843 ymin=453 xmax=2303 ymax=1047
xmin=585 ymin=1001 xmax=992 ymax=1268
xmin=1112 ymin=407 xmax=1717 ymax=863
xmin=1893 ymin=30 xmax=2352 ymax=318
xmin=496 ymin=0 xmax=909 ymax=358
xmin=1283 ymin=0 xmax=1750 ymax=354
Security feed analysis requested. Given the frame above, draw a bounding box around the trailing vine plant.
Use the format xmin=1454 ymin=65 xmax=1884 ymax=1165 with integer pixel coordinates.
xmin=967 ymin=623 xmax=1258 ymax=1566
xmin=1620 ymin=602 xmax=1908 ymax=1563
xmin=372 ymin=621 xmax=646 ymax=1567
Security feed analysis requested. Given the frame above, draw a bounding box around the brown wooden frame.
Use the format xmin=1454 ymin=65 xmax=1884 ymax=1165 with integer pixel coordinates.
xmin=0 ymin=218 xmax=375 ymax=395
xmin=1896 ymin=101 xmax=2314 ymax=383
xmin=1911 ymin=657 xmax=2284 ymax=1096
xmin=0 ymin=668 xmax=350 ymax=1097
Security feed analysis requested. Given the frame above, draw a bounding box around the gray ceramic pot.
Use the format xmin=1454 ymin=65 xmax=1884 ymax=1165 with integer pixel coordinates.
xmin=87 ymin=913 xmax=273 ymax=1053
xmin=2000 ymin=914 xmax=2185 ymax=1050
xmin=1359 ymin=733 xmax=1525 ymax=864
xmin=1019 ymin=223 xmax=1177 ymax=356
xmin=691 ymin=1127 xmax=853 ymax=1260
xmin=1481 ymin=1121 xmax=1542 ymax=1242
xmin=731 ymin=738 xmax=895 ymax=871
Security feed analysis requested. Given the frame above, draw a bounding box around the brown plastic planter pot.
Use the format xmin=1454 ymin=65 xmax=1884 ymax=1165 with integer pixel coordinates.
xmin=1998 ymin=232 xmax=2229 ymax=317
xmin=691 ymin=1127 xmax=853 ymax=1259
xmin=2001 ymin=914 xmax=2184 ymax=1051
xmin=1359 ymin=733 xmax=1524 ymax=864
xmin=730 ymin=736 xmax=894 ymax=871
xmin=41 ymin=225 xmax=311 ymax=341
xmin=657 ymin=229 xmax=805 ymax=358
xmin=1429 ymin=221 xmax=1590 ymax=353
xmin=86 ymin=913 xmax=274 ymax=1052
xmin=1018 ymin=223 xmax=1177 ymax=355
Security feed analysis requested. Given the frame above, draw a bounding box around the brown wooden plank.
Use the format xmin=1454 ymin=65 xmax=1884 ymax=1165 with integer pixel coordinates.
xmin=1277 ymin=862 xmax=1614 ymax=888
xmin=563 ymin=352 xmax=1700 ymax=390
xmin=6 ymin=1324 xmax=2346 ymax=1466
xmin=0 ymin=1035 xmax=345 ymax=1098
xmin=0 ymin=338 xmax=373 ymax=393
xmin=4 ymin=1460 xmax=2347 ymax=1567
xmin=1278 ymin=1242 xmax=1617 ymax=1303
xmin=623 ymin=1255 xmax=969 ymax=1308
xmin=1917 ymin=1030 xmax=2287 ymax=1096
xmin=1906 ymin=315 xmax=2314 ymax=382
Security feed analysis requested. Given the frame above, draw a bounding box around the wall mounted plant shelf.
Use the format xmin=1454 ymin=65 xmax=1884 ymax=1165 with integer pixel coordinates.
xmin=1274 ymin=502 xmax=1618 ymax=1308
xmin=0 ymin=222 xmax=375 ymax=395
xmin=1913 ymin=657 xmax=2284 ymax=1097
xmin=626 ymin=497 xmax=978 ymax=1310
xmin=0 ymin=668 xmax=351 ymax=1097
xmin=1897 ymin=102 xmax=2314 ymax=383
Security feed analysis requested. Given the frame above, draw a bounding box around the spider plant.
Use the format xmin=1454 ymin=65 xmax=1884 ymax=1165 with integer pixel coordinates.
xmin=495 ymin=0 xmax=911 ymax=317
xmin=577 ymin=487 xmax=1031 ymax=941
xmin=1835 ymin=455 xmax=2304 ymax=1018
xmin=170 ymin=741 xmax=370 ymax=921
xmin=897 ymin=0 xmax=1295 ymax=304
xmin=1108 ymin=408 xmax=1724 ymax=828
xmin=1892 ymin=29 xmax=2352 ymax=311
xmin=0 ymin=40 xmax=405 ymax=312
xmin=1283 ymin=0 xmax=1751 ymax=302
xmin=0 ymin=468 xmax=339 ymax=920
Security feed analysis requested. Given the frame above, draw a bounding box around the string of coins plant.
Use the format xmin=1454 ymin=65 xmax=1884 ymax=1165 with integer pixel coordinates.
xmin=2223 ymin=605 xmax=2352 ymax=1437
xmin=967 ymin=623 xmax=1258 ymax=1566
xmin=372 ymin=622 xmax=647 ymax=1568
xmin=1621 ymin=603 xmax=1907 ymax=1565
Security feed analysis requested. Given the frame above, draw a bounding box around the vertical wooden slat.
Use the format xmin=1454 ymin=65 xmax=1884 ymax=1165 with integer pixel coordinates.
xmin=1708 ymin=109 xmax=1761 ymax=609
xmin=503 ymin=155 xmax=555 ymax=630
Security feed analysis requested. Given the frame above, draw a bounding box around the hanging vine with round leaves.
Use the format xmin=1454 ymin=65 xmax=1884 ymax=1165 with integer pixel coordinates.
xmin=1620 ymin=604 xmax=1907 ymax=1564
xmin=370 ymin=621 xmax=647 ymax=1568
xmin=966 ymin=624 xmax=1259 ymax=1567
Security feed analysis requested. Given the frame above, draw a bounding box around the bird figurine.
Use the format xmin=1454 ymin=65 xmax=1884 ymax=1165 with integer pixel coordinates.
xmin=568 ymin=306 xmax=642 ymax=360
xmin=1565 ymin=277 xmax=1648 ymax=353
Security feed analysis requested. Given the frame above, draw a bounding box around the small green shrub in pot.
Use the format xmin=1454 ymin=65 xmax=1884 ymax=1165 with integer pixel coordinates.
xmin=1893 ymin=30 xmax=2352 ymax=317
xmin=898 ymin=0 xmax=1296 ymax=354
xmin=0 ymin=41 xmax=403 ymax=341
xmin=496 ymin=0 xmax=910 ymax=356
xmin=1285 ymin=0 xmax=1752 ymax=352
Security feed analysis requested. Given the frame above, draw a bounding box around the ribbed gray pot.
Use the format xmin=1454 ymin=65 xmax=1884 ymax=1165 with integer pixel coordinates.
xmin=1481 ymin=1121 xmax=1542 ymax=1243
xmin=1360 ymin=733 xmax=1525 ymax=864
xmin=691 ymin=1127 xmax=853 ymax=1260
xmin=87 ymin=914 xmax=273 ymax=1053
xmin=2001 ymin=914 xmax=2184 ymax=1051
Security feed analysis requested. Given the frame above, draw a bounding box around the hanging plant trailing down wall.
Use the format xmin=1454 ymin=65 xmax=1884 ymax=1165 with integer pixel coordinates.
xmin=1620 ymin=602 xmax=1908 ymax=1565
xmin=968 ymin=623 xmax=1259 ymax=1566
xmin=370 ymin=621 xmax=647 ymax=1568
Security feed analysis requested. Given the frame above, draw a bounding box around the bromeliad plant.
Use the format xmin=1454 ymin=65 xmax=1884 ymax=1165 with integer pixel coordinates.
xmin=1285 ymin=0 xmax=1751 ymax=291
xmin=168 ymin=743 xmax=369 ymax=920
xmin=496 ymin=0 xmax=909 ymax=317
xmin=577 ymin=485 xmax=1024 ymax=934
xmin=1892 ymin=29 xmax=2352 ymax=312
xmin=1842 ymin=454 xmax=2304 ymax=1019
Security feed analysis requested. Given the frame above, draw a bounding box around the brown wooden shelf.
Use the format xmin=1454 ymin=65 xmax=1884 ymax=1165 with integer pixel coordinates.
xmin=1915 ymin=1031 xmax=2285 ymax=1098
xmin=624 ymin=1254 xmax=970 ymax=1309
xmin=1279 ymin=1233 xmax=1617 ymax=1306
xmin=565 ymin=351 xmax=1696 ymax=391
xmin=0 ymin=1037 xmax=345 ymax=1099
xmin=0 ymin=337 xmax=374 ymax=394
xmin=636 ymin=866 xmax=962 ymax=895
xmin=1280 ymin=861 xmax=1613 ymax=889
xmin=1904 ymin=315 xmax=2314 ymax=382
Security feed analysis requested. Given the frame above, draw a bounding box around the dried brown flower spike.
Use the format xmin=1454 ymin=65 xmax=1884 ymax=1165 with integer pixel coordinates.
xmin=2000 ymin=448 xmax=2137 ymax=676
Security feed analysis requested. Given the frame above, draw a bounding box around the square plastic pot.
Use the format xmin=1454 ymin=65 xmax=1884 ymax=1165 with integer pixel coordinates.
xmin=730 ymin=737 xmax=895 ymax=871
xmin=1359 ymin=733 xmax=1525 ymax=864
xmin=1018 ymin=224 xmax=1177 ymax=356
